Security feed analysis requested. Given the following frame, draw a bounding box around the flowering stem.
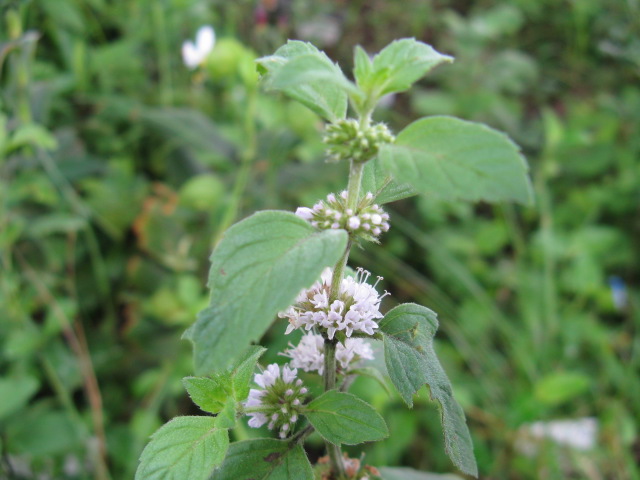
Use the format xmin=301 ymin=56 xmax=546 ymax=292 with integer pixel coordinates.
xmin=328 ymin=160 xmax=363 ymax=302
xmin=323 ymin=339 xmax=346 ymax=478
xmin=323 ymin=338 xmax=338 ymax=391
xmin=347 ymin=160 xmax=365 ymax=211
xmin=323 ymin=152 xmax=367 ymax=480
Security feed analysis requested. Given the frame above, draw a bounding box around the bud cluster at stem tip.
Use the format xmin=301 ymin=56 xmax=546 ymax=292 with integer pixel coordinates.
xmin=323 ymin=118 xmax=395 ymax=163
xmin=296 ymin=191 xmax=390 ymax=242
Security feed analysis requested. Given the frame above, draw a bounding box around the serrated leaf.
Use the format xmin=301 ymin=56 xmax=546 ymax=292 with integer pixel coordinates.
xmin=135 ymin=416 xmax=229 ymax=480
xmin=534 ymin=371 xmax=591 ymax=406
xmin=379 ymin=466 xmax=465 ymax=480
xmin=184 ymin=211 xmax=348 ymax=374
xmin=353 ymin=45 xmax=373 ymax=86
xmin=379 ymin=116 xmax=533 ymax=204
xmin=365 ymin=38 xmax=453 ymax=97
xmin=230 ymin=345 xmax=267 ymax=401
xmin=214 ymin=398 xmax=237 ymax=429
xmin=379 ymin=303 xmax=477 ymax=477
xmin=182 ymin=377 xmax=230 ymax=414
xmin=211 ymin=438 xmax=313 ymax=480
xmin=257 ymin=41 xmax=349 ymax=121
xmin=361 ymin=156 xmax=418 ymax=204
xmin=269 ymin=54 xmax=359 ymax=96
xmin=304 ymin=390 xmax=388 ymax=445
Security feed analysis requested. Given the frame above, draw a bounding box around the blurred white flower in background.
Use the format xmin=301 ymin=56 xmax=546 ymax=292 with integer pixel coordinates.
xmin=182 ymin=26 xmax=215 ymax=69
xmin=516 ymin=417 xmax=598 ymax=456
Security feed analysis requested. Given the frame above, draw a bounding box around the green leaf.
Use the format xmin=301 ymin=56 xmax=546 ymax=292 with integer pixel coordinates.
xmin=534 ymin=371 xmax=591 ymax=407
xmin=230 ymin=346 xmax=267 ymax=401
xmin=379 ymin=303 xmax=477 ymax=477
xmin=211 ymin=439 xmax=313 ymax=480
xmin=0 ymin=376 xmax=39 ymax=420
xmin=8 ymin=123 xmax=58 ymax=151
xmin=353 ymin=45 xmax=373 ymax=87
xmin=364 ymin=39 xmax=453 ymax=97
xmin=361 ymin=156 xmax=418 ymax=204
xmin=380 ymin=466 xmax=465 ymax=480
xmin=184 ymin=211 xmax=348 ymax=374
xmin=304 ymin=390 xmax=388 ymax=445
xmin=257 ymin=41 xmax=350 ymax=121
xmin=379 ymin=116 xmax=533 ymax=204
xmin=182 ymin=377 xmax=230 ymax=414
xmin=135 ymin=416 xmax=229 ymax=480
xmin=214 ymin=398 xmax=237 ymax=429
xmin=5 ymin=408 xmax=84 ymax=457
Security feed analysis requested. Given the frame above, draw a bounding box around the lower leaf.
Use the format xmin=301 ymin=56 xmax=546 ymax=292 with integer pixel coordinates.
xmin=379 ymin=466 xmax=465 ymax=480
xmin=211 ymin=438 xmax=313 ymax=480
xmin=135 ymin=416 xmax=229 ymax=480
xmin=304 ymin=390 xmax=388 ymax=445
xmin=380 ymin=303 xmax=477 ymax=477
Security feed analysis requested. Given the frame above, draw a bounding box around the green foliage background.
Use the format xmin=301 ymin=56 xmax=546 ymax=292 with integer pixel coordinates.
xmin=1 ymin=0 xmax=638 ymax=478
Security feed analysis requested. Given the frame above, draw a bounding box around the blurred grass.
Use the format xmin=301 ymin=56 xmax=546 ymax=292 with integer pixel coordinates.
xmin=1 ymin=0 xmax=639 ymax=478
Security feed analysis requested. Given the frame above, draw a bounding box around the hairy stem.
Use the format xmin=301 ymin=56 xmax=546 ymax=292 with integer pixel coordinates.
xmin=323 ymin=339 xmax=345 ymax=478
xmin=323 ymin=153 xmax=367 ymax=480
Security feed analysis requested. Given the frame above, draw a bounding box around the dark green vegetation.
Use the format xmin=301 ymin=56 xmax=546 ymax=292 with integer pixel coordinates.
xmin=1 ymin=0 xmax=638 ymax=478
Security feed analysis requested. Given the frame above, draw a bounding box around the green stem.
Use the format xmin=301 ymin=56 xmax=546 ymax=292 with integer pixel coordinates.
xmin=323 ymin=338 xmax=338 ymax=391
xmin=329 ymin=239 xmax=352 ymax=304
xmin=323 ymin=152 xmax=367 ymax=480
xmin=328 ymin=160 xmax=363 ymax=302
xmin=152 ymin=2 xmax=173 ymax=105
xmin=346 ymin=160 xmax=365 ymax=211
xmin=214 ymin=89 xmax=257 ymax=244
xmin=323 ymin=339 xmax=345 ymax=478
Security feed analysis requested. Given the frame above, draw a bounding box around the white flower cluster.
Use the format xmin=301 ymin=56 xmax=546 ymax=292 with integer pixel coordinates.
xmin=296 ymin=191 xmax=390 ymax=240
xmin=279 ymin=267 xmax=388 ymax=340
xmin=244 ymin=364 xmax=307 ymax=439
xmin=282 ymin=333 xmax=374 ymax=374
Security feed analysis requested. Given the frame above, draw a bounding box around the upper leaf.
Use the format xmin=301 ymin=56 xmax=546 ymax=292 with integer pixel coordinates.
xmin=229 ymin=345 xmax=267 ymax=401
xmin=361 ymin=156 xmax=418 ymax=204
xmin=135 ymin=416 xmax=229 ymax=480
xmin=213 ymin=398 xmax=237 ymax=429
xmin=184 ymin=211 xmax=348 ymax=374
xmin=257 ymin=41 xmax=351 ymax=121
xmin=304 ymin=390 xmax=389 ymax=445
xmin=379 ymin=116 xmax=533 ymax=204
xmin=182 ymin=376 xmax=230 ymax=414
xmin=358 ymin=39 xmax=453 ymax=98
xmin=379 ymin=303 xmax=477 ymax=477
xmin=211 ymin=438 xmax=313 ymax=480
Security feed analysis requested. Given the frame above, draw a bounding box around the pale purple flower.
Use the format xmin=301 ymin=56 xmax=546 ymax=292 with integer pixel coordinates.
xmin=243 ymin=363 xmax=306 ymax=438
xmin=279 ymin=267 xmax=388 ymax=339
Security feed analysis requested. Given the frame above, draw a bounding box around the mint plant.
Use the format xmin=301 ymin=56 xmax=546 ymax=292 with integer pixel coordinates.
xmin=135 ymin=38 xmax=532 ymax=480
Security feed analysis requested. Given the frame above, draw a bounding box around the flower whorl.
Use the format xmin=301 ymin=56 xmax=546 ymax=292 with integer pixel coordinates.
xmin=244 ymin=364 xmax=307 ymax=439
xmin=278 ymin=267 xmax=388 ymax=340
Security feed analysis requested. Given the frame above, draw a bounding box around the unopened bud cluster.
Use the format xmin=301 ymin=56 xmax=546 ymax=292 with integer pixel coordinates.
xmin=244 ymin=364 xmax=307 ymax=439
xmin=296 ymin=191 xmax=390 ymax=241
xmin=323 ymin=118 xmax=395 ymax=163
